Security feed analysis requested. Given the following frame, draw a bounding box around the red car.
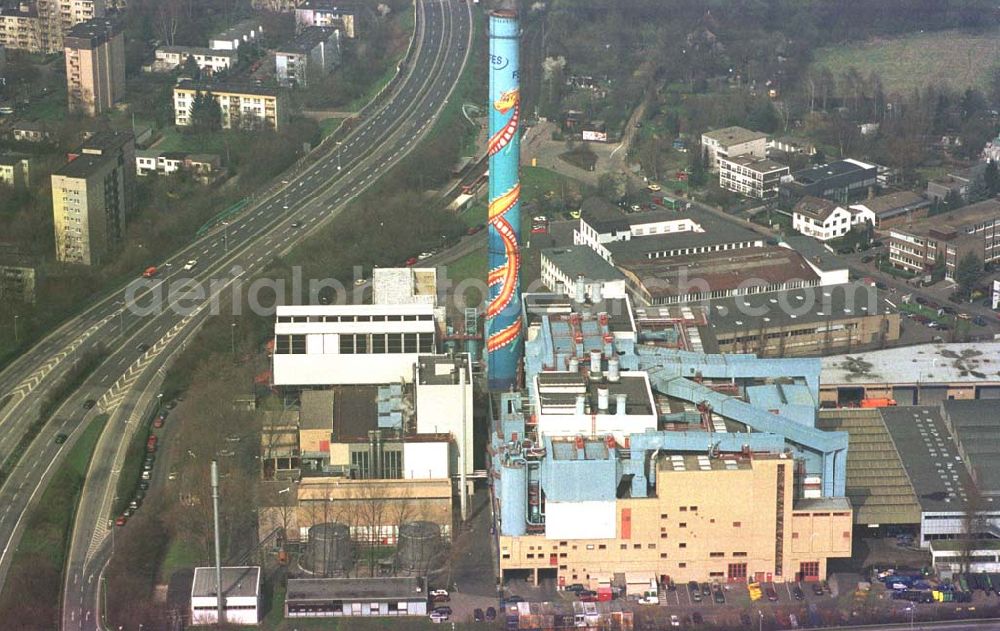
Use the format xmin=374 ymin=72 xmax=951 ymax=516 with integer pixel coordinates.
xmin=579 ymin=594 xmax=598 ymax=602
xmin=466 ymin=224 xmax=485 ymax=235
xmin=153 ymin=416 xmax=164 ymax=428
xmin=405 ymin=257 xmax=418 ymax=266
xmin=115 ymin=515 xmax=127 ymax=527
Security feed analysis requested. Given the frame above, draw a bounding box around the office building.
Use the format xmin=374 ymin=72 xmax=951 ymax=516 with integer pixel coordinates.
xmin=717 ymin=155 xmax=789 ymax=199
xmin=887 ymin=198 xmax=1000 ymax=280
xmin=64 ymin=16 xmax=124 ymax=116
xmin=285 ymin=577 xmax=428 ymax=618
xmin=781 ymin=159 xmax=879 ymax=203
xmin=51 ymin=131 xmax=135 ymax=265
xmin=275 ymin=26 xmax=340 ymax=88
xmin=173 ymin=81 xmax=287 ymax=131
xmin=700 ymin=126 xmax=767 ymax=172
xmin=190 ymin=566 xmax=261 ymax=626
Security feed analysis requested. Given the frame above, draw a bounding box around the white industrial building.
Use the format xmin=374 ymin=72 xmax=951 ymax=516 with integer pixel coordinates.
xmin=540 ymin=246 xmax=629 ymax=302
xmin=415 ymin=354 xmax=475 ymax=476
xmin=272 ymin=303 xmax=438 ymax=386
xmin=190 ymin=566 xmax=261 ymax=626
xmin=285 ymin=577 xmax=428 ymax=618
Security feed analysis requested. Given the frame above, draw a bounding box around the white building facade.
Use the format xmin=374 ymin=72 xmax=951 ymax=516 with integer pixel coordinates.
xmin=272 ymin=304 xmax=438 ymax=386
xmin=718 ymin=156 xmax=789 ymax=199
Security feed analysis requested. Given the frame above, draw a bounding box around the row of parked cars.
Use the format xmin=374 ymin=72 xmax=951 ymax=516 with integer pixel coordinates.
xmin=115 ymin=401 xmax=175 ymax=527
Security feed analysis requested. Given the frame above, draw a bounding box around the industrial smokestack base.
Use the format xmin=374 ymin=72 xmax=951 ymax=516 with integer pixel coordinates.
xmin=486 ymin=9 xmax=523 ymax=391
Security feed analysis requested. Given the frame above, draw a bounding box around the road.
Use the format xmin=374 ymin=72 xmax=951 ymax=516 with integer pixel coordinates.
xmin=1 ymin=0 xmax=470 ymax=628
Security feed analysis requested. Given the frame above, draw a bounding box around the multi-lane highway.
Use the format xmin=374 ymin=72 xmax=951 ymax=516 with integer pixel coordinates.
xmin=0 ymin=0 xmax=470 ymax=627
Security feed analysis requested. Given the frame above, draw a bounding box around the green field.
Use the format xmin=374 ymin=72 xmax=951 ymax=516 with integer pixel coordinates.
xmin=813 ymin=28 xmax=1000 ymax=93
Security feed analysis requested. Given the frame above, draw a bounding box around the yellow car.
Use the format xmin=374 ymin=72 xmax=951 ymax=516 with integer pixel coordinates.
xmin=569 ymin=210 xmax=581 ymax=219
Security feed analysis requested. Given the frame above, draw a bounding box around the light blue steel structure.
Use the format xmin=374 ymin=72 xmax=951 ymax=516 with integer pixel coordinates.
xmin=486 ymin=9 xmax=523 ymax=391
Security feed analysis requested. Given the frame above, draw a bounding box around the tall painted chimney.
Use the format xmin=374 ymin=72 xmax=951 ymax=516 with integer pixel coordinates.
xmin=486 ymin=9 xmax=523 ymax=391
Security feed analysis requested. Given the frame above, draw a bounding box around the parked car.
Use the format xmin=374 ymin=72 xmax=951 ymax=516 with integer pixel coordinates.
xmin=766 ymin=584 xmax=779 ymax=602
xmin=486 ymin=606 xmax=497 ymax=621
xmin=741 ymin=613 xmax=752 ymax=626
xmin=429 ymin=610 xmax=449 ymax=623
xmin=580 ymin=594 xmax=598 ymax=603
xmin=429 ymin=589 xmax=449 ymax=602
xmin=670 ymin=615 xmax=681 ymax=627
xmin=693 ymin=612 xmax=704 ymax=624
xmin=115 ymin=515 xmax=127 ymax=527
xmin=793 ymin=584 xmax=805 ymax=600
xmin=812 ymin=582 xmax=825 ymax=596
xmin=433 ymin=606 xmax=452 ymax=616
xmin=713 ymin=585 xmax=725 ymax=603
xmin=153 ymin=416 xmax=164 ymax=428
xmin=474 ymin=608 xmax=484 ymax=622
xmin=689 ymin=581 xmax=703 ymax=602
xmin=137 ymin=343 xmax=150 ymax=353
xmin=701 ymin=583 xmax=711 ymax=597
xmin=578 ymin=590 xmax=597 ymax=599
xmin=565 ymin=583 xmax=586 ymax=593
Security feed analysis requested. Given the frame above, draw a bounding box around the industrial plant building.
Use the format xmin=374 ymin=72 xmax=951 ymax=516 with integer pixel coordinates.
xmin=261 ymin=269 xmax=475 ymax=578
xmin=190 ymin=566 xmax=261 ymax=626
xmin=489 ymin=289 xmax=854 ymax=588
xmin=285 ymin=577 xmax=429 ymax=618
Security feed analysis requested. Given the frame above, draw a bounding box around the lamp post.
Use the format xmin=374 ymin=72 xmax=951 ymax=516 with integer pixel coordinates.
xmin=336 ymin=141 xmax=343 ymax=171
xmin=759 ymin=609 xmax=764 ymax=631
xmin=13 ymin=315 xmax=19 ymax=344
xmin=231 ymin=322 xmax=237 ymax=362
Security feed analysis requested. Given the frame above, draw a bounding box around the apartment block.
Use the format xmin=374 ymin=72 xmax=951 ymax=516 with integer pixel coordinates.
xmin=173 ymin=81 xmax=287 ymax=131
xmin=888 ymin=198 xmax=1000 ymax=280
xmin=0 ymin=6 xmax=42 ymax=53
xmin=209 ymin=19 xmax=262 ymax=51
xmin=275 ymin=26 xmax=340 ymax=88
xmin=718 ymin=155 xmax=789 ymax=199
xmin=0 ymin=154 xmax=30 ymax=188
xmin=700 ymin=126 xmax=767 ymax=172
xmin=151 ymin=46 xmax=236 ymax=75
xmin=295 ymin=0 xmax=357 ymax=38
xmin=64 ymin=16 xmax=124 ymax=116
xmin=51 ymin=131 xmax=135 ymax=265
xmin=37 ymin=0 xmax=105 ymax=53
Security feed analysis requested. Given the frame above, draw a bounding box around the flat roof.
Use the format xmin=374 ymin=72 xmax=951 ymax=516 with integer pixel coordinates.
xmin=931 ymin=539 xmax=1000 ymax=552
xmin=941 ymin=400 xmax=1000 ymax=494
xmin=0 ymin=153 xmax=28 ymax=166
xmin=65 ymin=16 xmax=121 ymax=44
xmin=191 ymin=566 xmax=260 ymax=599
xmin=276 ymin=303 xmax=434 ymax=316
xmin=417 ymin=354 xmax=471 ymax=386
xmin=656 ymin=452 xmax=753 ymax=472
xmin=537 ymin=372 xmax=653 ymax=416
xmin=541 ymin=246 xmax=625 ymax=283
xmin=175 ymin=80 xmax=279 ymax=97
xmin=890 ymin=198 xmax=1000 ymax=239
xmin=299 ymin=389 xmax=335 ymax=431
xmin=821 ymin=343 xmax=1000 ymax=386
xmin=213 ymin=19 xmax=262 ymax=41
xmin=793 ymin=497 xmax=852 ymax=512
xmin=331 ymin=385 xmax=379 ymax=440
xmin=724 ymin=155 xmax=788 ymax=173
xmin=779 ymin=236 xmax=844 ymax=272
xmin=278 ymin=26 xmax=338 ymax=54
xmin=702 ymin=126 xmax=767 ymax=146
xmin=708 ymin=282 xmax=891 ymax=334
xmin=605 ymin=222 xmax=762 ymax=262
xmin=789 ymin=159 xmax=876 ymax=184
xmin=523 ymin=293 xmax=635 ymax=334
xmin=286 ymin=577 xmax=425 ymax=602
xmin=159 ymin=45 xmax=237 ymax=58
xmin=852 ymin=191 xmax=930 ymax=218
xmin=53 ymin=154 xmax=110 ymax=178
xmin=619 ymin=246 xmax=818 ymax=299
xmin=881 ymin=406 xmax=977 ymax=513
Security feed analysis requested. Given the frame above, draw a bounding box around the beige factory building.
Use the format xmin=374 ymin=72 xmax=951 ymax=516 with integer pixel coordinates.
xmin=499 ymin=453 xmax=852 ymax=587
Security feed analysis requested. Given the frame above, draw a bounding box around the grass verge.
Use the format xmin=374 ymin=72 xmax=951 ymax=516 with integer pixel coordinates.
xmin=0 ymin=413 xmax=109 ymax=627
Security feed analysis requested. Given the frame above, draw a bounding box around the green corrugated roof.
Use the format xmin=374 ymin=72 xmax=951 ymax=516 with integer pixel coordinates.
xmin=817 ymin=409 xmax=922 ymax=525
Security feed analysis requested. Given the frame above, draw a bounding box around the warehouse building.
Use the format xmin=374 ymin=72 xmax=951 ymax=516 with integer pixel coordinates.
xmin=704 ymin=282 xmax=900 ymax=357
xmin=819 ymin=343 xmax=1000 ymax=407
xmin=781 ymin=159 xmax=878 ymax=203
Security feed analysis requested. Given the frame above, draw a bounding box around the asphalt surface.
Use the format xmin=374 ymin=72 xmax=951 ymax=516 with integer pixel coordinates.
xmin=0 ymin=0 xmax=471 ymax=628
